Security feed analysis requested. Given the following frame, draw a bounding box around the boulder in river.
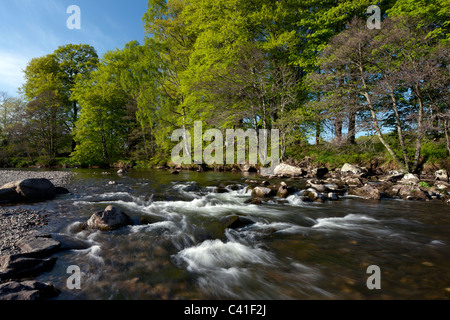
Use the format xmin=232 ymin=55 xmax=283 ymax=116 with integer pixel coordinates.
xmin=398 ymin=185 xmax=428 ymax=200
xmin=0 ymin=188 xmax=25 ymax=203
xmin=0 ymin=179 xmax=56 ymax=202
xmin=251 ymin=187 xmax=276 ymax=198
xmin=341 ymin=163 xmax=367 ymax=176
xmin=221 ymin=216 xmax=255 ymax=230
xmin=400 ymin=173 xmax=420 ymax=184
xmin=87 ymin=205 xmax=133 ymax=231
xmin=277 ymin=182 xmax=293 ymax=198
xmin=0 ymin=280 xmax=59 ymax=301
xmin=273 ymin=163 xmax=305 ymax=177
xmin=16 ymin=234 xmax=61 ymax=258
xmin=349 ymin=184 xmax=381 ymax=200
xmin=310 ymin=167 xmax=329 ymax=179
xmin=0 ymin=254 xmax=57 ymax=281
xmin=435 ymin=169 xmax=448 ymax=182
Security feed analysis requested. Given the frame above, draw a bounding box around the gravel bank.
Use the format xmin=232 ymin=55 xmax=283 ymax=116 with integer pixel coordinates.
xmin=0 ymin=170 xmax=74 ymax=188
xmin=0 ymin=208 xmax=48 ymax=256
xmin=0 ymin=170 xmax=75 ymax=257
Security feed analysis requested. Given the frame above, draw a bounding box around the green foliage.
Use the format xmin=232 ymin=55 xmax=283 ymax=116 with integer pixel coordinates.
xmin=2 ymin=0 xmax=449 ymax=171
xmin=419 ymin=181 xmax=431 ymax=188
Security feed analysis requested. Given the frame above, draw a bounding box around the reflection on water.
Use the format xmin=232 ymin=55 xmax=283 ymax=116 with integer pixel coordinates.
xmin=23 ymin=169 xmax=450 ymax=300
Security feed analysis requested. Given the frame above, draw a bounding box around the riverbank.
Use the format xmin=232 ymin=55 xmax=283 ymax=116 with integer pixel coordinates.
xmin=0 ymin=170 xmax=75 ymax=300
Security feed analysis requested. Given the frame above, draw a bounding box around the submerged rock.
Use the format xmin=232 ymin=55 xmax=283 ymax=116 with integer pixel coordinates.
xmin=16 ymin=234 xmax=60 ymax=258
xmin=221 ymin=216 xmax=255 ymax=230
xmin=0 ymin=280 xmax=59 ymax=301
xmin=0 ymin=255 xmax=57 ymax=281
xmin=87 ymin=205 xmax=132 ymax=231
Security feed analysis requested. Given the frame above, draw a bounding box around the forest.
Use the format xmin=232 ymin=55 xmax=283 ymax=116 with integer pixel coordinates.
xmin=0 ymin=0 xmax=448 ymax=173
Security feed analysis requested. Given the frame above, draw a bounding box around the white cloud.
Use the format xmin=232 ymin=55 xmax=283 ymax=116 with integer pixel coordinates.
xmin=0 ymin=51 xmax=31 ymax=95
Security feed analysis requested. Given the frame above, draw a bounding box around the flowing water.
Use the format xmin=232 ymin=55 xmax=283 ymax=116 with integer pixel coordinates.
xmin=12 ymin=169 xmax=450 ymax=300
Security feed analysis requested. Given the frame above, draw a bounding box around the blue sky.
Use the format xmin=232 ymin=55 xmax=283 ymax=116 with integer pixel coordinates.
xmin=0 ymin=0 xmax=148 ymax=96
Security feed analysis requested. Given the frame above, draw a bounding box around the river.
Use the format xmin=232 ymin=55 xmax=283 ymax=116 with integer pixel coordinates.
xmin=15 ymin=168 xmax=449 ymax=300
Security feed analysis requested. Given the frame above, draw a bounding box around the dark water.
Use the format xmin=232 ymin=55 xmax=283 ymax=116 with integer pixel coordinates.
xmin=15 ymin=169 xmax=450 ymax=300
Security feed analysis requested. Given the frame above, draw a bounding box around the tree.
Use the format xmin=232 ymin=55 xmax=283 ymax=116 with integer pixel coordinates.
xmin=71 ymin=51 xmax=130 ymax=166
xmin=21 ymin=44 xmax=99 ymax=154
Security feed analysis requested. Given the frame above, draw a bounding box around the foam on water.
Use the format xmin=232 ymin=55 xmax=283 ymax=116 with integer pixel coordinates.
xmin=174 ymin=239 xmax=274 ymax=272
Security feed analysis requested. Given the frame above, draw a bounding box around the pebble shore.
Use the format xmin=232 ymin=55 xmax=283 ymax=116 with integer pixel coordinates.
xmin=0 ymin=170 xmax=74 ymax=257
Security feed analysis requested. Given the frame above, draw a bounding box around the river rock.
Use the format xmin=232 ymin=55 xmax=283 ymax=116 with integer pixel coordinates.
xmin=0 ymin=188 xmax=25 ymax=203
xmin=398 ymin=185 xmax=428 ymax=200
xmin=387 ymin=184 xmax=428 ymax=200
xmin=277 ymin=182 xmax=294 ymax=198
xmin=328 ymin=192 xmax=339 ymax=201
xmin=0 ymin=255 xmax=57 ymax=281
xmin=16 ymin=234 xmax=60 ymax=258
xmin=435 ymin=169 xmax=449 ymax=182
xmin=435 ymin=182 xmax=449 ymax=191
xmin=221 ymin=216 xmax=255 ymax=229
xmin=301 ymin=188 xmax=326 ymax=202
xmin=0 ymin=280 xmax=59 ymax=301
xmin=310 ymin=167 xmax=329 ymax=179
xmin=87 ymin=205 xmax=133 ymax=231
xmin=0 ymin=179 xmax=56 ymax=202
xmin=251 ymin=187 xmax=276 ymax=198
xmin=273 ymin=164 xmax=305 ymax=177
xmin=240 ymin=164 xmax=258 ymax=173
xmin=349 ymin=184 xmax=381 ymax=200
xmin=49 ymin=234 xmax=92 ymax=251
xmin=306 ymin=180 xmax=326 ymax=192
xmin=400 ymin=173 xmax=420 ymax=184
xmin=341 ymin=163 xmax=367 ymax=176
xmin=342 ymin=176 xmax=363 ymax=187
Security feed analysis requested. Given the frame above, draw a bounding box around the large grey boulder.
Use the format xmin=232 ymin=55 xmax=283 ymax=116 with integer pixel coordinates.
xmin=349 ymin=184 xmax=381 ymax=200
xmin=87 ymin=205 xmax=133 ymax=231
xmin=341 ymin=163 xmax=367 ymax=176
xmin=273 ymin=164 xmax=305 ymax=177
xmin=435 ymin=169 xmax=449 ymax=182
xmin=400 ymin=173 xmax=420 ymax=184
xmin=0 ymin=281 xmax=59 ymax=300
xmin=0 ymin=188 xmax=25 ymax=203
xmin=0 ymin=179 xmax=56 ymax=202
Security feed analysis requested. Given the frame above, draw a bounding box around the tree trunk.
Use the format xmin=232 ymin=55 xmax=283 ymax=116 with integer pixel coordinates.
xmin=412 ymin=86 xmax=424 ymax=173
xmin=388 ymin=85 xmax=410 ymax=171
xmin=444 ymin=118 xmax=450 ymax=156
xmin=359 ymin=64 xmax=400 ymax=166
xmin=72 ymin=100 xmax=78 ymax=152
xmin=347 ymin=109 xmax=356 ymax=145
xmin=315 ymin=121 xmax=321 ymax=146
xmin=334 ymin=116 xmax=343 ymax=145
